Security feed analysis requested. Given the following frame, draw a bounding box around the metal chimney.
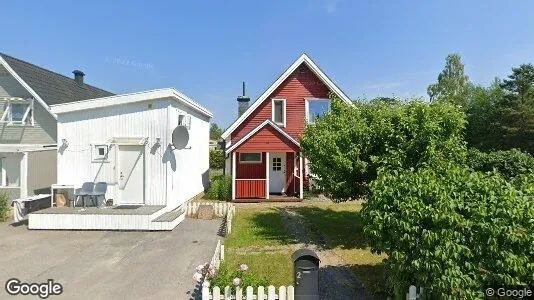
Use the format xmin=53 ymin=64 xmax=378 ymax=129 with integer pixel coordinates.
xmin=237 ymin=81 xmax=250 ymax=117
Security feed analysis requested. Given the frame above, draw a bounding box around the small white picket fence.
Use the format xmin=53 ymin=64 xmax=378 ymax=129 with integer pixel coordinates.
xmin=202 ymin=284 xmax=294 ymax=300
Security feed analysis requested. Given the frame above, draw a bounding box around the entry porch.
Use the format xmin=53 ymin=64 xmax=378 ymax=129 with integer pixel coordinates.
xmin=231 ymin=151 xmax=304 ymax=201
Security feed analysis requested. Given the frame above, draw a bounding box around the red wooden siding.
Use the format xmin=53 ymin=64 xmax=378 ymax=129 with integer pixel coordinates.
xmin=235 ymin=126 xmax=300 ymax=153
xmin=285 ymin=152 xmax=295 ymax=195
xmin=236 ymin=180 xmax=266 ymax=198
xmin=231 ymin=64 xmax=331 ymax=144
xmin=236 ymin=152 xmax=266 ymax=179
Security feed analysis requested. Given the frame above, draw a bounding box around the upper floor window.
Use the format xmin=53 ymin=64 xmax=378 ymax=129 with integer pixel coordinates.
xmin=306 ymin=98 xmax=330 ymax=124
xmin=0 ymin=98 xmax=34 ymax=126
xmin=272 ymin=99 xmax=286 ymax=127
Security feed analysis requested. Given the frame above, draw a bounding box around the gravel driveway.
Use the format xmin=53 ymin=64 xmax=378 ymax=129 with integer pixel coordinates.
xmin=0 ymin=219 xmax=221 ymax=299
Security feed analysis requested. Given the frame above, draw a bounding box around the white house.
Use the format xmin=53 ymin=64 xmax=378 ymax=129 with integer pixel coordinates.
xmin=28 ymin=88 xmax=212 ymax=230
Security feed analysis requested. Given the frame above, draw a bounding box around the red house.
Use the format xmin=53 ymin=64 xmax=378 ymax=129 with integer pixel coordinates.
xmin=221 ymin=54 xmax=352 ymax=201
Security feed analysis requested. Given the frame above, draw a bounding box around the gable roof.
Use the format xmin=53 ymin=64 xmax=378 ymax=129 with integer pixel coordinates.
xmin=221 ymin=53 xmax=352 ymax=140
xmin=0 ymin=53 xmax=114 ymax=112
xmin=225 ymin=119 xmax=300 ymax=154
xmin=51 ymin=88 xmax=213 ymax=118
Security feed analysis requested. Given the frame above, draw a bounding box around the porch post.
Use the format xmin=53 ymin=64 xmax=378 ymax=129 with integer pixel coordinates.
xmin=265 ymin=152 xmax=269 ymax=200
xmin=299 ymin=152 xmax=303 ymax=199
xmin=232 ymin=151 xmax=236 ymax=200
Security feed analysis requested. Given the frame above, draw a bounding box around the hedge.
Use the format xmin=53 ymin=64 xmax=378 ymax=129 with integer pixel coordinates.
xmin=467 ymin=148 xmax=534 ymax=178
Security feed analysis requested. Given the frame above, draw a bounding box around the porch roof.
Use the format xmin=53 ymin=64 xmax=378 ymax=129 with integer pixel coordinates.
xmin=225 ymin=120 xmax=300 ymax=155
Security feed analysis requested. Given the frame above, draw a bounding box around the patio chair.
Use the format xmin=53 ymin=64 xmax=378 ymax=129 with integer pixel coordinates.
xmin=91 ymin=182 xmax=108 ymax=207
xmin=73 ymin=182 xmax=94 ymax=207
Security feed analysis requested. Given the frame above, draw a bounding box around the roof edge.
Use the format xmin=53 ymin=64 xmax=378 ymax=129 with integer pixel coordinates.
xmin=51 ymin=88 xmax=213 ymax=118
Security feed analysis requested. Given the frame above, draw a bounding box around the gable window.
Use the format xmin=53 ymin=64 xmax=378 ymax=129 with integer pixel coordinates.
xmin=271 ymin=99 xmax=286 ymax=127
xmin=239 ymin=153 xmax=262 ymax=164
xmin=0 ymin=98 xmax=34 ymax=126
xmin=0 ymin=155 xmax=21 ymax=187
xmin=306 ymin=98 xmax=330 ymax=124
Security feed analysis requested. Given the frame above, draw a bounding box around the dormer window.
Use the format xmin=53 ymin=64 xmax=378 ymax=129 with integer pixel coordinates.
xmin=0 ymin=98 xmax=34 ymax=126
xmin=272 ymin=99 xmax=286 ymax=127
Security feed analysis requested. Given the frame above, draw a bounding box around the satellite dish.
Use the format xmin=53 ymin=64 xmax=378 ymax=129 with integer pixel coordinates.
xmin=172 ymin=126 xmax=190 ymax=149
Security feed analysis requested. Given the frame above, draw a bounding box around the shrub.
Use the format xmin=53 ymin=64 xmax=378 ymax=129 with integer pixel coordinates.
xmin=301 ymin=98 xmax=467 ymax=200
xmin=206 ymin=175 xmax=232 ymax=201
xmin=210 ymin=149 xmax=225 ymax=170
xmin=467 ymin=148 xmax=534 ymax=178
xmin=361 ymin=164 xmax=534 ymax=298
xmin=0 ymin=193 xmax=8 ymax=222
xmin=209 ymin=263 xmax=268 ymax=291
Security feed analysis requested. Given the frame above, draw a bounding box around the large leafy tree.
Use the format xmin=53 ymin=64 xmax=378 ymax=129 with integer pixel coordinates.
xmin=498 ymin=64 xmax=534 ymax=153
xmin=301 ymin=98 xmax=466 ymax=200
xmin=427 ymin=54 xmax=471 ymax=107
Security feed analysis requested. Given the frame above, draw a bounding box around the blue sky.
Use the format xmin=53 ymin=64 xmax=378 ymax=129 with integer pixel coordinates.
xmin=2 ymin=1 xmax=534 ymax=127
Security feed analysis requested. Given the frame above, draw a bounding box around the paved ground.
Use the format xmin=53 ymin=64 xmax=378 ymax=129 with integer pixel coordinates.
xmin=0 ymin=219 xmax=222 ymax=300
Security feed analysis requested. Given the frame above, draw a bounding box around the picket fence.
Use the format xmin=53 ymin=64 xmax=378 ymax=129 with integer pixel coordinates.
xmin=202 ymin=284 xmax=295 ymax=300
xmin=406 ymin=285 xmax=424 ymax=300
xmin=186 ymin=202 xmax=235 ymax=218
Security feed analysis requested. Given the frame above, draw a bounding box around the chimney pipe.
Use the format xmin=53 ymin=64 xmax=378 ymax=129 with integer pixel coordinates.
xmin=237 ymin=81 xmax=250 ymax=117
xmin=73 ymin=70 xmax=85 ymax=84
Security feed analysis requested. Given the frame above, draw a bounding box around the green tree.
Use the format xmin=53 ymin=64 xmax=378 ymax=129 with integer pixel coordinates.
xmin=498 ymin=64 xmax=534 ymax=153
xmin=465 ymin=79 xmax=505 ymax=150
xmin=301 ymin=98 xmax=466 ymax=200
xmin=427 ymin=53 xmax=471 ymax=107
xmin=210 ymin=123 xmax=223 ymax=140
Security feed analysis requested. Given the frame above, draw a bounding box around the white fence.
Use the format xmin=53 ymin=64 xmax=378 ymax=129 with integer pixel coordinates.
xmin=187 ymin=202 xmax=235 ymax=218
xmin=406 ymin=285 xmax=424 ymax=300
xmin=202 ymin=285 xmax=294 ymax=300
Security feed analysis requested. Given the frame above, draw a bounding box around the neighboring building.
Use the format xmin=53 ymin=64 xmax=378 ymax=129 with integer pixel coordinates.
xmin=29 ymin=88 xmax=212 ymax=230
xmin=221 ymin=53 xmax=352 ymax=201
xmin=0 ymin=53 xmax=113 ymax=201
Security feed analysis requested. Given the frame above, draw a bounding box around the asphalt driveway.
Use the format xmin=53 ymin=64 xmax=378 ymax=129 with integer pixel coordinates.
xmin=0 ymin=219 xmax=221 ymax=299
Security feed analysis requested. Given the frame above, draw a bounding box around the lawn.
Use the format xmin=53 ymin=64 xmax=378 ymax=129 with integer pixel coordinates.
xmin=219 ymin=207 xmax=295 ymax=287
xmin=295 ymin=202 xmax=387 ymax=298
xmin=217 ymin=203 xmax=386 ymax=297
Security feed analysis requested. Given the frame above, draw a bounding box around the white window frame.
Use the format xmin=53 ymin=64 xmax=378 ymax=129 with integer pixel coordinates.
xmin=239 ymin=152 xmax=262 ymax=164
xmin=305 ymin=98 xmax=331 ymax=124
xmin=178 ymin=114 xmax=192 ymax=130
xmin=92 ymin=144 xmax=109 ymax=162
xmin=271 ymin=98 xmax=286 ymax=127
xmin=0 ymin=156 xmax=21 ymax=187
xmin=0 ymin=98 xmax=34 ymax=126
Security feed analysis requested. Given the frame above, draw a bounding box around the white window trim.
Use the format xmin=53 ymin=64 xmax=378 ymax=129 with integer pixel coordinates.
xmin=92 ymin=144 xmax=110 ymax=162
xmin=0 ymin=98 xmax=35 ymax=126
xmin=305 ymin=98 xmax=331 ymax=124
xmin=271 ymin=98 xmax=286 ymax=127
xmin=239 ymin=152 xmax=262 ymax=164
xmin=0 ymin=158 xmax=5 ymax=187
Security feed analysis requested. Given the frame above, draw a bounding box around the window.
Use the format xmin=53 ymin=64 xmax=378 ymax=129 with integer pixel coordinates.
xmin=0 ymin=99 xmax=34 ymax=126
xmin=239 ymin=153 xmax=262 ymax=164
xmin=272 ymin=99 xmax=286 ymax=126
xmin=306 ymin=98 xmax=330 ymax=123
xmin=178 ymin=114 xmax=192 ymax=129
xmin=0 ymin=156 xmax=21 ymax=187
xmin=92 ymin=145 xmax=109 ymax=161
xmin=272 ymin=157 xmax=282 ymax=171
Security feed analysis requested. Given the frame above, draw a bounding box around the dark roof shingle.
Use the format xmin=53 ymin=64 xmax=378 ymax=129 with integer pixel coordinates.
xmin=0 ymin=53 xmax=114 ymax=105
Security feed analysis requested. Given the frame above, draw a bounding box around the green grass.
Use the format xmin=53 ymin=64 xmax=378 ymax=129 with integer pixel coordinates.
xmin=225 ymin=208 xmax=295 ymax=248
xmin=295 ymin=202 xmax=387 ymax=298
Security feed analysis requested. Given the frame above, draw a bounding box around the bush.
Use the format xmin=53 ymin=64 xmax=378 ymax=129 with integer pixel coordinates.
xmin=301 ymin=98 xmax=467 ymax=200
xmin=209 ymin=263 xmax=268 ymax=291
xmin=206 ymin=175 xmax=232 ymax=201
xmin=210 ymin=149 xmax=225 ymax=170
xmin=467 ymin=148 xmax=534 ymax=178
xmin=361 ymin=164 xmax=534 ymax=298
xmin=0 ymin=193 xmax=8 ymax=221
